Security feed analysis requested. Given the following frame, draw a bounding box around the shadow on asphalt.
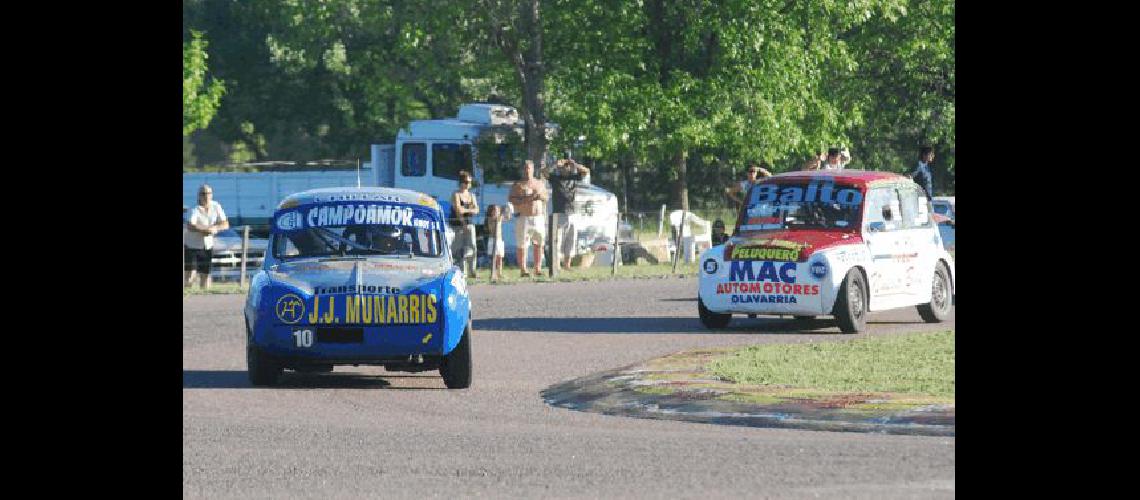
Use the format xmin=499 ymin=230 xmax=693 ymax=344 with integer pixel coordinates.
xmin=472 ymin=316 xmax=847 ymax=335
xmin=658 ymin=297 xmax=698 ymax=302
xmin=182 ymin=370 xmax=447 ymax=390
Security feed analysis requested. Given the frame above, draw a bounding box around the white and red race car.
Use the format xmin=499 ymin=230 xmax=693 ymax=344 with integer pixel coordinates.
xmin=697 ymin=170 xmax=954 ymax=333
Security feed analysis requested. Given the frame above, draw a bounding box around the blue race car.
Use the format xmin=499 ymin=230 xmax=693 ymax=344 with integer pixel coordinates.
xmin=244 ymin=187 xmax=472 ymax=388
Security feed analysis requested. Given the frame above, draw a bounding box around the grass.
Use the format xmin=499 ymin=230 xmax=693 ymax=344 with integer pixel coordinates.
xmin=708 ymin=331 xmax=955 ymax=399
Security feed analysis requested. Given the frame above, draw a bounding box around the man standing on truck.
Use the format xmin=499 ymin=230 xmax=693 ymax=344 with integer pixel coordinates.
xmin=509 ymin=160 xmax=548 ymax=277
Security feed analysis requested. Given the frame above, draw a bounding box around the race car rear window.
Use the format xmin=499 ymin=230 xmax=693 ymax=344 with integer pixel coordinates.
xmin=271 ymin=201 xmax=444 ymax=259
xmin=740 ymin=179 xmax=863 ymax=231
xmin=274 ymin=224 xmax=443 ymax=259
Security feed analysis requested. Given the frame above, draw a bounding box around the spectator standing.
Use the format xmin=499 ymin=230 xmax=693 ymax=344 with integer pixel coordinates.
xmin=725 ymin=164 xmax=765 ymax=212
xmin=839 ymin=147 xmax=852 ymax=168
xmin=711 ymin=219 xmax=729 ymax=246
xmin=802 ymin=154 xmax=822 ymax=171
xmin=823 ymin=148 xmax=843 ymax=170
xmin=545 ymin=157 xmax=590 ymax=271
xmin=755 ymin=161 xmax=773 ymax=178
xmin=484 ymin=204 xmax=509 ymax=282
xmin=185 ymin=184 xmax=229 ymax=289
xmin=912 ymin=146 xmax=936 ymax=199
xmin=450 ymin=170 xmax=480 ymax=277
xmin=508 ymin=160 xmax=548 ymax=277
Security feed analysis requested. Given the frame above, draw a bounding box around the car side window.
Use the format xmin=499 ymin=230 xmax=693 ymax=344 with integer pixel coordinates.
xmin=402 ymin=143 xmax=426 ymax=177
xmin=864 ymin=187 xmax=902 ymax=231
xmin=901 ymin=186 xmax=933 ymax=229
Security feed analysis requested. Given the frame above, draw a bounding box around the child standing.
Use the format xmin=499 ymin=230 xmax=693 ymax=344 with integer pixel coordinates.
xmin=485 ymin=204 xmax=509 ymax=282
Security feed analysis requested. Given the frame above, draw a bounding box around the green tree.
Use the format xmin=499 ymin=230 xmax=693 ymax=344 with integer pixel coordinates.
xmin=837 ymin=0 xmax=955 ymax=194
xmin=183 ymin=30 xmax=226 ymax=136
xmin=184 ymin=0 xmax=513 ymax=165
xmin=544 ymin=0 xmax=905 ymax=210
xmin=475 ymin=0 xmax=550 ymax=166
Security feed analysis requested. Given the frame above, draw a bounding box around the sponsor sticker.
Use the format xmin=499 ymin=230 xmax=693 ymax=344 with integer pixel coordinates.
xmin=749 ymin=180 xmax=864 ymax=206
xmin=810 ymin=260 xmax=828 ymax=280
xmin=703 ymin=258 xmax=719 ymax=274
xmin=271 ymin=201 xmax=443 ymax=233
xmin=275 ymin=211 xmax=303 ymax=231
xmin=729 ymin=244 xmax=803 ymax=262
xmin=728 ymin=261 xmax=798 ymax=283
xmin=276 ymin=294 xmax=306 ymax=324
xmin=304 ymin=293 xmax=439 ymax=325
xmin=717 ymin=282 xmax=820 ymax=295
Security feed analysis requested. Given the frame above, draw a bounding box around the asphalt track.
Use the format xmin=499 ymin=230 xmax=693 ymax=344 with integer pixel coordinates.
xmin=184 ymin=277 xmax=955 ymax=498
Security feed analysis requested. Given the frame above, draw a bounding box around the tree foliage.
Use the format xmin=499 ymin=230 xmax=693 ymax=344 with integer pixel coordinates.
xmin=183 ymin=30 xmax=226 ymax=136
xmin=183 ymin=0 xmax=955 ymax=199
xmin=836 ymin=0 xmax=955 ymax=190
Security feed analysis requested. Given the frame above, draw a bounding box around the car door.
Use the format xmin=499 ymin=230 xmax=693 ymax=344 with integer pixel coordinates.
xmin=863 ymin=186 xmax=909 ymax=309
xmin=898 ymin=184 xmax=938 ymax=301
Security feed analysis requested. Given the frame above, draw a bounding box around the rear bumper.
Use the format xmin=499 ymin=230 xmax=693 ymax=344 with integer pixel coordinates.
xmin=253 ymin=322 xmax=446 ymax=361
xmin=701 ymin=286 xmax=827 ymax=316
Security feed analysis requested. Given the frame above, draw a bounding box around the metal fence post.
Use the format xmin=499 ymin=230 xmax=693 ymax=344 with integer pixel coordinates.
xmin=240 ymin=225 xmax=250 ymax=289
xmin=657 ymin=204 xmax=666 ymax=238
xmin=551 ymin=212 xmax=559 ymax=279
xmin=611 ymin=213 xmax=620 ymax=276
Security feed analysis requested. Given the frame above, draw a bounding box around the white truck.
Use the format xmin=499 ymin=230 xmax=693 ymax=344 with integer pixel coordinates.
xmin=184 ymin=103 xmax=621 ymax=264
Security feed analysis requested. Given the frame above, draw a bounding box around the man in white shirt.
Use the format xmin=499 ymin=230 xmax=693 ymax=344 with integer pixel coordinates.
xmin=184 ymin=184 xmax=229 ymax=289
xmin=822 ymin=148 xmax=844 ymax=170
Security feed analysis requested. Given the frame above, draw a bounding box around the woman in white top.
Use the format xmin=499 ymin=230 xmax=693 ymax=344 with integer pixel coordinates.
xmin=484 ymin=204 xmax=509 ymax=282
xmin=185 ymin=184 xmax=229 ymax=289
xmin=450 ymin=171 xmax=480 ymax=278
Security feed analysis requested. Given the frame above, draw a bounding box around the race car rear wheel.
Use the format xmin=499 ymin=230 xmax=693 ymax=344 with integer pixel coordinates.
xmin=833 ymin=269 xmax=868 ymax=334
xmin=698 ymin=297 xmax=732 ymax=329
xmin=440 ymin=322 xmax=473 ymax=389
xmin=247 ymin=344 xmax=282 ymax=386
xmin=917 ymin=261 xmax=952 ymax=323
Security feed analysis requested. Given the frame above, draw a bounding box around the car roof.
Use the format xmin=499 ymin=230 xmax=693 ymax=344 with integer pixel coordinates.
xmin=766 ymin=169 xmax=907 ymax=187
xmin=276 ymin=187 xmax=435 ymax=210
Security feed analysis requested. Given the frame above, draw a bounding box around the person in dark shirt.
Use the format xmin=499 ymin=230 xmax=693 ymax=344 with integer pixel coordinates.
xmin=545 ymin=157 xmax=590 ymax=270
xmin=711 ymin=219 xmax=729 ymax=246
xmin=911 ymin=146 xmax=936 ymax=199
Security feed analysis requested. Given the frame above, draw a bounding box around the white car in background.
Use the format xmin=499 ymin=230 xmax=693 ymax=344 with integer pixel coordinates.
xmin=932 ymin=196 xmax=955 ymax=221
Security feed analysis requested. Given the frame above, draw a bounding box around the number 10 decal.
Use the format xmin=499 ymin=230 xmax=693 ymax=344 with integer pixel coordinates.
xmin=292 ymin=329 xmax=313 ymax=348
